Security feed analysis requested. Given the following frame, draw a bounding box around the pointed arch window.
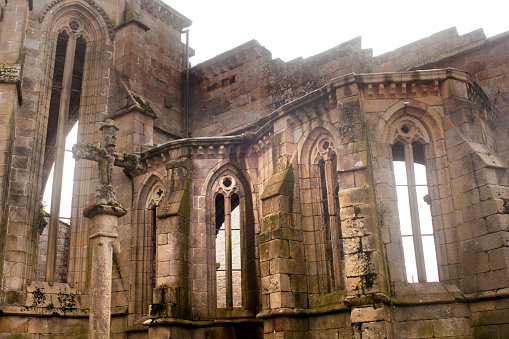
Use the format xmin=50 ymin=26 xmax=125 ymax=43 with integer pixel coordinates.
xmin=215 ymin=176 xmax=242 ymax=309
xmin=391 ymin=120 xmax=439 ymax=283
xmin=42 ymin=26 xmax=87 ymax=282
xmin=315 ymin=138 xmax=343 ymax=291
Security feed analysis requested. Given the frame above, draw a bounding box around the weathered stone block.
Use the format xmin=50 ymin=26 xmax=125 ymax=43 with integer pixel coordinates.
xmin=351 ymin=305 xmax=389 ymax=323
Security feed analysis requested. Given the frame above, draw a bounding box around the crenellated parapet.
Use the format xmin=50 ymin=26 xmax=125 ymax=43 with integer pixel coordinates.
xmin=192 ymin=40 xmax=271 ymax=82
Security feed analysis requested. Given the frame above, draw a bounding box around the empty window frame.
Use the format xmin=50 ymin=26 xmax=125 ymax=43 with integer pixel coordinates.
xmin=392 ymin=141 xmax=439 ymax=283
xmin=44 ymin=30 xmax=86 ymax=282
xmin=215 ymin=177 xmax=242 ymax=308
xmin=315 ymin=138 xmax=343 ymax=290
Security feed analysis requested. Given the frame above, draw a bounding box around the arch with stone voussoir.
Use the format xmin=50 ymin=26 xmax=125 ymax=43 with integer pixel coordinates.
xmin=374 ymin=99 xmax=456 ymax=284
xmin=34 ymin=0 xmax=115 ymax=292
xmin=298 ymin=125 xmax=345 ymax=294
xmin=129 ymin=173 xmax=165 ymax=323
xmin=201 ymin=160 xmax=260 ymax=315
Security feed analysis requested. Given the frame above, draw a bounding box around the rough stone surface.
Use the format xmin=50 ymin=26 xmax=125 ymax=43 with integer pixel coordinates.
xmin=0 ymin=1 xmax=509 ymax=338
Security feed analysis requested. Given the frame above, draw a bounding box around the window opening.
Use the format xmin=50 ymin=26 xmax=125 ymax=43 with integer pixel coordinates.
xmin=393 ymin=142 xmax=438 ymax=282
xmin=43 ymin=29 xmax=86 ymax=282
xmin=150 ymin=205 xmax=157 ymax=296
xmin=215 ymin=184 xmax=242 ymax=309
xmin=315 ymin=139 xmax=343 ymax=291
xmin=318 ymin=159 xmax=334 ymax=290
xmin=43 ymin=121 xmax=78 ymax=221
xmin=215 ymin=193 xmax=227 ymax=308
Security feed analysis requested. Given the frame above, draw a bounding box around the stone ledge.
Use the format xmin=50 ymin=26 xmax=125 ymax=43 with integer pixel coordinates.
xmin=463 ymin=287 xmax=509 ymax=301
xmin=144 ymin=316 xmax=262 ymax=328
xmin=83 ymin=203 xmax=127 ymax=219
xmin=256 ymin=304 xmax=351 ymax=319
xmin=0 ymin=306 xmax=89 ymax=318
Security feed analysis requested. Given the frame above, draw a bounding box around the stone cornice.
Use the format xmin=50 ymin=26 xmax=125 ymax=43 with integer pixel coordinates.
xmin=331 ymin=68 xmax=499 ymax=126
xmin=330 ymin=68 xmax=469 ymax=87
xmin=139 ymin=0 xmax=191 ymax=30
xmin=0 ymin=63 xmax=22 ymax=104
xmin=136 ymin=68 xmax=498 ymax=175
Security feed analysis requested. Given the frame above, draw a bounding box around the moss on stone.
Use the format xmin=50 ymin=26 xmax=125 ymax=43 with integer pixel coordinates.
xmin=133 ymin=95 xmax=155 ymax=114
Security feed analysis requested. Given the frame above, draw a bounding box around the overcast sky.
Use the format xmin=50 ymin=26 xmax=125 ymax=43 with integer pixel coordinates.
xmin=169 ymin=0 xmax=508 ymax=65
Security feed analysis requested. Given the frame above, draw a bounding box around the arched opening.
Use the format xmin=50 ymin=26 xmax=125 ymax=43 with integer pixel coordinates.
xmin=393 ymin=141 xmax=438 ymax=282
xmin=38 ymin=30 xmax=87 ymax=283
xmin=215 ymin=191 xmax=242 ymax=309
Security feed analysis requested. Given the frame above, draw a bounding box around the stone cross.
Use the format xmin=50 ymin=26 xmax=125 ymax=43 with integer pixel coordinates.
xmin=72 ymin=119 xmax=140 ymax=205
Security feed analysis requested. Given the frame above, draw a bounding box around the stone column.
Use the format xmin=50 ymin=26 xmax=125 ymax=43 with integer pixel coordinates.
xmin=84 ymin=204 xmax=127 ymax=339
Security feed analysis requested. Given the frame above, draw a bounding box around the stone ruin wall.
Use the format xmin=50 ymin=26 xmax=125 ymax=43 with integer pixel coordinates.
xmin=189 ymin=28 xmax=509 ymax=160
xmin=35 ymin=219 xmax=70 ymax=283
xmin=1 ymin=0 xmax=509 ymax=335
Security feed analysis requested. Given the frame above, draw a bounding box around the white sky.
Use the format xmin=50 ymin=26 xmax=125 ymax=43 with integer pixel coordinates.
xmin=169 ymin=0 xmax=508 ymax=66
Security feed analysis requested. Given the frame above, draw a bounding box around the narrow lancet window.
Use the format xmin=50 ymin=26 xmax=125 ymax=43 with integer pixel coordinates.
xmin=215 ymin=177 xmax=243 ymax=309
xmin=319 ymin=159 xmax=334 ymax=290
xmin=393 ymin=141 xmax=438 ymax=282
xmin=315 ymin=138 xmax=343 ymax=291
xmin=42 ymin=29 xmax=87 ymax=282
xmin=215 ymin=193 xmax=227 ymax=308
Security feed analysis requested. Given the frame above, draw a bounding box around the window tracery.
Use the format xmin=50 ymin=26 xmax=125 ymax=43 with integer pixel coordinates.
xmin=390 ymin=117 xmax=439 ymax=283
xmin=214 ymin=175 xmax=242 ymax=308
xmin=312 ymin=136 xmax=344 ymax=291
xmin=43 ymin=22 xmax=88 ymax=282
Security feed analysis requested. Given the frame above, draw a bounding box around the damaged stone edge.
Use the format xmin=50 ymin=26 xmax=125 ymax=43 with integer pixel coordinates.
xmin=0 ymin=63 xmax=22 ymax=104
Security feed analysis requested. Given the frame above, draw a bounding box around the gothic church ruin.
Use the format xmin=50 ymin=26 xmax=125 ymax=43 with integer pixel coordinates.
xmin=0 ymin=0 xmax=509 ymax=337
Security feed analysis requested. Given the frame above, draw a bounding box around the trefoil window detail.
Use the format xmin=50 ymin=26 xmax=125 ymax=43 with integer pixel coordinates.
xmin=215 ymin=176 xmax=242 ymax=308
xmin=392 ymin=120 xmax=439 ymax=283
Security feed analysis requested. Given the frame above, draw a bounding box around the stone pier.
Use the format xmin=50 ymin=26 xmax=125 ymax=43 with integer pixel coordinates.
xmin=85 ymin=204 xmax=126 ymax=339
xmin=73 ymin=120 xmax=139 ymax=337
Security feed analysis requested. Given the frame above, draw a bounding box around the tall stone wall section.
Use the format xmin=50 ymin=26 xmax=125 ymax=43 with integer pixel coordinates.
xmin=189 ymin=38 xmax=371 ymax=137
xmin=189 ymin=28 xmax=509 ymax=166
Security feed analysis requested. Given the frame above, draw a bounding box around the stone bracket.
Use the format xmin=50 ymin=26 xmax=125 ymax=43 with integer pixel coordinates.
xmin=89 ymin=231 xmax=119 ymax=240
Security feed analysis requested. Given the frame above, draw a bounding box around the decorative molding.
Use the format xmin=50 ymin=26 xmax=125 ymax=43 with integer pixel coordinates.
xmin=467 ymin=80 xmax=499 ymax=128
xmin=390 ymin=117 xmax=430 ymax=146
xmin=0 ymin=64 xmax=21 ymax=83
xmin=39 ymin=0 xmax=115 ymax=40
xmin=139 ymin=0 xmax=191 ymax=31
xmin=0 ymin=64 xmax=22 ymax=104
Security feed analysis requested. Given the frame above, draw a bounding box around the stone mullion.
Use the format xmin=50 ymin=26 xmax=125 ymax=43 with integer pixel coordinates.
xmin=404 ymin=143 xmax=426 ymax=282
xmin=325 ymin=158 xmax=342 ymax=289
xmin=68 ymin=40 xmax=102 ymax=292
xmin=46 ymin=34 xmax=76 ymax=282
xmin=224 ymin=193 xmax=233 ymax=309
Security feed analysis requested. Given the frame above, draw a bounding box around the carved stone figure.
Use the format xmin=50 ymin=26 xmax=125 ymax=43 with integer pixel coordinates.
xmin=72 ymin=119 xmax=140 ymax=204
